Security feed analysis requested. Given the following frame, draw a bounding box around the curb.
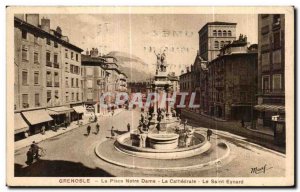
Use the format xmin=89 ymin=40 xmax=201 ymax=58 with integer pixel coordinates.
xmin=245 ymin=126 xmax=274 ymax=137
xmin=94 ymin=140 xmax=231 ymax=171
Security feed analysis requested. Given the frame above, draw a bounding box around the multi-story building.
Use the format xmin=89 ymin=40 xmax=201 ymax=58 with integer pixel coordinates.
xmin=167 ymin=72 xmax=180 ymax=93
xmin=82 ymin=48 xmax=108 ymax=115
xmin=255 ymin=14 xmax=285 ymax=143
xmin=207 ymin=36 xmax=258 ymax=120
xmin=14 ymin=14 xmax=83 ymax=139
xmin=198 ymin=21 xmax=237 ymax=62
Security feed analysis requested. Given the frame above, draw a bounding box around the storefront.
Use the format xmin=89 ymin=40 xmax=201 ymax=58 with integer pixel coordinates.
xmin=72 ymin=105 xmax=86 ymax=122
xmin=14 ymin=113 xmax=29 ymax=141
xmin=22 ymin=109 xmax=53 ymax=135
xmin=254 ymin=104 xmax=285 ymax=130
xmin=47 ymin=106 xmax=74 ymax=127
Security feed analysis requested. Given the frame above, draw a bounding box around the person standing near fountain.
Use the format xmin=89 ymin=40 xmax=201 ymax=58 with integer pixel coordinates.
xmin=207 ymin=128 xmax=213 ymax=141
xmin=127 ymin=123 xmax=131 ymax=132
xmin=111 ymin=126 xmax=115 ymax=139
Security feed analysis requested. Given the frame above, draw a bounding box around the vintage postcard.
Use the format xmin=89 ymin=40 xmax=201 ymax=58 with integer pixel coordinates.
xmin=6 ymin=6 xmax=294 ymax=187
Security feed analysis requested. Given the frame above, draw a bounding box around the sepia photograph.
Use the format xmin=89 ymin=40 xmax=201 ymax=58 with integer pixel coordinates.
xmin=6 ymin=6 xmax=294 ymax=187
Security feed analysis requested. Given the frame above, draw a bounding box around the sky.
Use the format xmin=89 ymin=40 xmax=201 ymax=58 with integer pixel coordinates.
xmin=43 ymin=14 xmax=258 ymax=74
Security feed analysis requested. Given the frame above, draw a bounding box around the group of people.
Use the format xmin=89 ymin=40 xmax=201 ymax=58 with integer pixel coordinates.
xmin=26 ymin=141 xmax=44 ymax=165
xmin=86 ymin=123 xmax=100 ymax=136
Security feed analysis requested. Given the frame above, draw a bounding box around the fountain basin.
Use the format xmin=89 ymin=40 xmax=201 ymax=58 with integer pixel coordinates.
xmin=115 ymin=132 xmax=211 ymax=159
xmin=147 ymin=133 xmax=179 ymax=150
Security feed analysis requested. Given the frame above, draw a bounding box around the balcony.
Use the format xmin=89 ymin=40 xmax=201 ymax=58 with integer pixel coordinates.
xmin=54 ymin=82 xmax=60 ymax=87
xmin=47 ymin=81 xmax=52 ymax=87
xmin=53 ymin=63 xmax=59 ymax=68
xmin=46 ymin=61 xmax=52 ymax=67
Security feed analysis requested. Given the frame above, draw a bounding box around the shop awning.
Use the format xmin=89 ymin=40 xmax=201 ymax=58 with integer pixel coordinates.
xmin=73 ymin=106 xmax=86 ymax=114
xmin=47 ymin=106 xmax=74 ymax=115
xmin=22 ymin=109 xmax=53 ymax=125
xmin=254 ymin=104 xmax=285 ymax=112
xmin=14 ymin=113 xmax=29 ymax=134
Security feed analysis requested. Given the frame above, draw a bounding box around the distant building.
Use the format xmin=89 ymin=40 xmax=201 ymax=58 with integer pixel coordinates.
xmin=198 ymin=21 xmax=237 ymax=62
xmin=14 ymin=14 xmax=83 ymax=139
xmin=255 ymin=14 xmax=285 ymax=143
xmin=206 ymin=35 xmax=258 ymax=120
xmin=81 ymin=48 xmax=108 ymax=115
xmin=168 ymin=72 xmax=180 ymax=93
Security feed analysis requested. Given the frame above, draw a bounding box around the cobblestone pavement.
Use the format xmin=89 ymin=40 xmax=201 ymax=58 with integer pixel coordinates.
xmin=14 ymin=109 xmax=285 ymax=177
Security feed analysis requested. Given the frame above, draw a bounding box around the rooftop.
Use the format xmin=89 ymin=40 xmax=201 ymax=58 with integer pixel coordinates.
xmin=199 ymin=21 xmax=237 ymax=33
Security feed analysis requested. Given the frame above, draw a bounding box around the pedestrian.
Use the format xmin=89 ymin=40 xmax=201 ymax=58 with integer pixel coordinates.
xmin=95 ymin=123 xmax=100 ymax=135
xmin=207 ymin=129 xmax=213 ymax=141
xmin=241 ymin=117 xmax=245 ymax=128
xmin=127 ymin=123 xmax=131 ymax=132
xmin=41 ymin=126 xmax=45 ymax=135
xmin=111 ymin=126 xmax=115 ymax=138
xmin=87 ymin=125 xmax=91 ymax=136
xmin=156 ymin=122 xmax=161 ymax=133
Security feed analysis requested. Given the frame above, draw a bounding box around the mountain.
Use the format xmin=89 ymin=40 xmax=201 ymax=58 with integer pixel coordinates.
xmin=106 ymin=51 xmax=152 ymax=82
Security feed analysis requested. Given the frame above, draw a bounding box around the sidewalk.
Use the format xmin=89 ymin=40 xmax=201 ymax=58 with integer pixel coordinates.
xmin=181 ymin=109 xmax=285 ymax=153
xmin=14 ymin=108 xmax=126 ymax=151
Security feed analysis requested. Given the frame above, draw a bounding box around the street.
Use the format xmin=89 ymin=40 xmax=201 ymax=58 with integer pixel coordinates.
xmin=15 ymin=110 xmax=285 ymax=177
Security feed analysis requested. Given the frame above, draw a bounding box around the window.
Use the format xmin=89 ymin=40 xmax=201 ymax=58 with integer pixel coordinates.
xmin=47 ymin=91 xmax=51 ymax=102
xmin=54 ymin=54 xmax=58 ymax=64
xmin=213 ymin=30 xmax=217 ymax=36
xmin=22 ymin=30 xmax=27 ymax=39
xmin=262 ymin=53 xmax=270 ymax=65
xmin=262 ymin=75 xmax=270 ymax=93
xmin=65 ymin=49 xmax=68 ymax=58
xmin=273 ymin=14 xmax=281 ymax=25
xmin=22 ymin=94 xmax=29 ymax=108
xmin=35 ymin=93 xmax=40 ymax=107
xmin=22 ymin=45 xmax=28 ymax=61
xmin=70 ymin=65 xmax=74 ymax=73
xmin=55 ymin=90 xmax=59 ymax=98
xmin=273 ymin=50 xmax=282 ymax=64
xmin=34 ymin=35 xmax=38 ymax=44
xmin=54 ymin=41 xmax=58 ymax=48
xmin=228 ymin=30 xmax=232 ymax=36
xmin=87 ymin=92 xmax=93 ymax=100
xmin=72 ymin=92 xmax=74 ymax=101
xmin=65 ymin=77 xmax=69 ymax=87
xmin=220 ymin=41 xmax=224 ymax=48
xmin=273 ymin=32 xmax=281 ymax=49
xmin=34 ymin=72 xmax=39 ymax=85
xmin=218 ymin=30 xmax=222 ymax=36
xmin=214 ymin=41 xmax=219 ymax=49
xmin=76 ymin=54 xmax=78 ymax=61
xmin=71 ymin=78 xmax=74 ymax=87
xmin=46 ymin=71 xmax=52 ymax=87
xmin=223 ymin=30 xmax=227 ymax=36
xmin=47 ymin=38 xmax=51 ymax=45
xmin=54 ymin=72 xmax=59 ymax=87
xmin=34 ymin=52 xmax=39 ymax=63
xmin=46 ymin=52 xmax=51 ymax=62
xmin=66 ymin=92 xmax=69 ymax=102
xmin=71 ymin=52 xmax=74 ymax=60
xmin=76 ymin=78 xmax=79 ymax=87
xmin=272 ymin=74 xmax=282 ymax=91
xmin=76 ymin=93 xmax=79 ymax=101
xmin=65 ymin=63 xmax=69 ymax=72
xmin=22 ymin=71 xmax=28 ymax=85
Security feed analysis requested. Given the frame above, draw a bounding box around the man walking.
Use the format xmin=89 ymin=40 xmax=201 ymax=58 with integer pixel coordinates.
xmin=87 ymin=125 xmax=91 ymax=136
xmin=95 ymin=123 xmax=100 ymax=135
xmin=207 ymin=128 xmax=213 ymax=141
xmin=111 ymin=126 xmax=115 ymax=139
xmin=127 ymin=123 xmax=131 ymax=132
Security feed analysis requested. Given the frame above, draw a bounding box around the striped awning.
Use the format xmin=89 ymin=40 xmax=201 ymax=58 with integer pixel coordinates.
xmin=22 ymin=109 xmax=53 ymax=125
xmin=254 ymin=104 xmax=285 ymax=112
xmin=47 ymin=106 xmax=74 ymax=115
xmin=14 ymin=113 xmax=29 ymax=134
xmin=73 ymin=106 xmax=86 ymax=114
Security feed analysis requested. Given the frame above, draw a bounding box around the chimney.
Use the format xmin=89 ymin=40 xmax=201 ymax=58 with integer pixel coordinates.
xmin=26 ymin=14 xmax=39 ymax=27
xmin=41 ymin=17 xmax=50 ymax=33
